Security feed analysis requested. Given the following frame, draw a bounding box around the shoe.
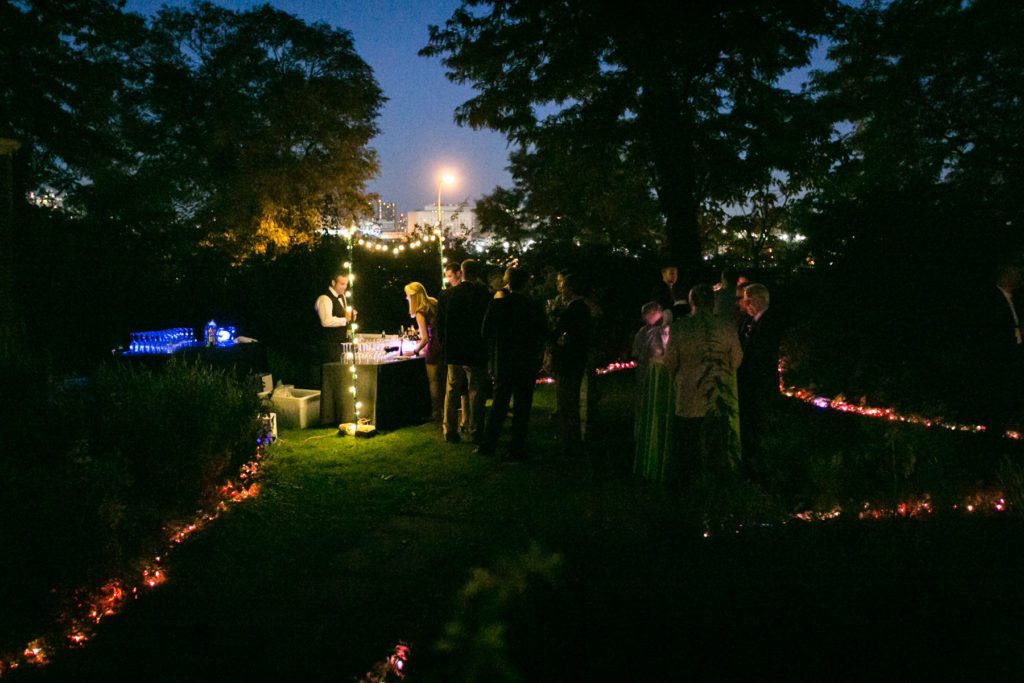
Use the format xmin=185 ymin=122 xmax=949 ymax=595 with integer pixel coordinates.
xmin=473 ymin=445 xmax=496 ymax=456
xmin=445 ymin=433 xmax=462 ymax=444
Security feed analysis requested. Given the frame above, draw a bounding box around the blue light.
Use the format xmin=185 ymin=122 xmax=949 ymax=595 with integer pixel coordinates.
xmin=124 ymin=327 xmax=198 ymax=355
xmin=216 ymin=326 xmax=237 ymax=345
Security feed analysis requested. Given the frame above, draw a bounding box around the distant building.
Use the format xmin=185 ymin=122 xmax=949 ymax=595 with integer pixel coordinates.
xmin=406 ymin=203 xmax=477 ymax=240
xmin=373 ymin=199 xmax=397 ymax=223
xmin=324 ymin=202 xmax=480 ymax=243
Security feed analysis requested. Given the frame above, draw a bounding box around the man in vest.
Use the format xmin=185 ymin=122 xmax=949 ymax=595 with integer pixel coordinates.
xmin=315 ymin=272 xmax=357 ymax=362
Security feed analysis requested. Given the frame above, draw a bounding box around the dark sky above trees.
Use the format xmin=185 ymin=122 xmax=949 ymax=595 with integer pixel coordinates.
xmin=126 ymin=0 xmax=517 ymax=214
xmin=123 ymin=0 xmax=825 ymax=215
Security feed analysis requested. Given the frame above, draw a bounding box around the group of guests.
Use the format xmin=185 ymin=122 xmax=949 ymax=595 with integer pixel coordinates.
xmin=401 ymin=260 xmax=589 ymax=460
xmin=316 ymin=258 xmax=785 ymax=477
xmin=633 ymin=265 xmax=782 ymax=488
xmin=315 ymin=259 xmax=591 ymax=459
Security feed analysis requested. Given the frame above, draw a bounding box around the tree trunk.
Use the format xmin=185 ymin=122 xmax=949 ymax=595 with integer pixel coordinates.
xmin=639 ymin=69 xmax=703 ymax=282
xmin=0 ymin=138 xmax=26 ymax=362
xmin=607 ymin=2 xmax=704 ymax=282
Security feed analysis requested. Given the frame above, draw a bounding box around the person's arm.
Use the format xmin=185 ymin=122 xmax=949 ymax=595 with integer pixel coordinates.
xmin=663 ymin=324 xmax=679 ymax=375
xmin=437 ymin=290 xmax=450 ymax=347
xmin=407 ymin=312 xmax=429 ymax=356
xmin=315 ymin=295 xmax=347 ymax=328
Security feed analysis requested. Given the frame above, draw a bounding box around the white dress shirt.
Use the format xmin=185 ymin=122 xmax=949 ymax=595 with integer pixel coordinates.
xmin=315 ymin=287 xmax=348 ymax=328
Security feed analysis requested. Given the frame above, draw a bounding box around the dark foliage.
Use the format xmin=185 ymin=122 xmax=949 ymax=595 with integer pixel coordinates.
xmin=783 ymin=0 xmax=1024 ymax=419
xmin=0 ymin=360 xmax=260 ymax=650
xmin=423 ymin=0 xmax=839 ymax=270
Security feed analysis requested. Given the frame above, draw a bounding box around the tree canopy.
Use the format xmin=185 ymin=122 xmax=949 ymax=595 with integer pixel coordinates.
xmin=422 ymin=0 xmax=837 ymax=274
xmin=804 ymin=0 xmax=1024 ymax=273
xmin=2 ymin=0 xmax=384 ymax=261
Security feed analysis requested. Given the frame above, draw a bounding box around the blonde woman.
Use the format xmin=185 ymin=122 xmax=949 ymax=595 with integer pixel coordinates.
xmin=403 ymin=282 xmax=443 ymax=420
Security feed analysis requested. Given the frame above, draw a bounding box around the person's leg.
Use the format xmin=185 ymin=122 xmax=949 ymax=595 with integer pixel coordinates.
xmin=444 ymin=364 xmax=467 ymax=441
xmin=425 ymin=362 xmax=443 ymax=421
xmin=508 ymin=373 xmax=536 ymax=457
xmin=668 ymin=416 xmax=702 ymax=491
xmin=465 ymin=364 xmax=489 ymax=443
xmin=480 ymin=375 xmax=513 ymax=453
xmin=556 ymin=369 xmax=584 ymax=452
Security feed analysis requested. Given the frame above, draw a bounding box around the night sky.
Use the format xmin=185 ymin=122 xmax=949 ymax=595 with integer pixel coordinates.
xmin=124 ymin=0 xmax=827 ymax=216
xmin=125 ymin=0 xmax=514 ymax=215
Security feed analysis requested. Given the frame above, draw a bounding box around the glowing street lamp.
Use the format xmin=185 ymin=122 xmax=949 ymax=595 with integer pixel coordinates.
xmin=436 ymin=173 xmax=456 ymax=288
xmin=436 ymin=172 xmax=455 ymax=228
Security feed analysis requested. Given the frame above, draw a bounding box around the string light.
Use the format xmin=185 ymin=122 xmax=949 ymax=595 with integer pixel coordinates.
xmin=0 ymin=442 xmax=267 ymax=675
xmin=535 ymin=361 xmax=637 ymax=385
xmin=777 ymin=360 xmax=1020 ymax=440
xmin=344 ymin=232 xmax=361 ymax=425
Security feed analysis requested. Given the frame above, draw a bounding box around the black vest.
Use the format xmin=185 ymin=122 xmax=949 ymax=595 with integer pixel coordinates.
xmin=322 ymin=288 xmax=349 ymax=343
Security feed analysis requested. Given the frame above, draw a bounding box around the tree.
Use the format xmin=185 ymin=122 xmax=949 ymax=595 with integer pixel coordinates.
xmin=806 ymin=0 xmax=1024 ymax=271
xmin=125 ymin=2 xmax=384 ymax=260
xmin=422 ymin=0 xmax=837 ymax=274
xmin=705 ymin=181 xmax=810 ymax=270
xmin=0 ymin=0 xmax=145 ymax=201
xmin=476 ymin=111 xmax=666 ymax=255
xmin=1 ymin=1 xmax=384 ymax=262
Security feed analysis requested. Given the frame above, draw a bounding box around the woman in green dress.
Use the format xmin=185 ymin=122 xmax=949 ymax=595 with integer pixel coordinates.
xmin=632 ymin=302 xmax=674 ymax=481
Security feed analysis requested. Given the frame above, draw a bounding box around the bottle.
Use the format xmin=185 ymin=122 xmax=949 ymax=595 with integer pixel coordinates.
xmin=204 ymin=320 xmax=217 ymax=347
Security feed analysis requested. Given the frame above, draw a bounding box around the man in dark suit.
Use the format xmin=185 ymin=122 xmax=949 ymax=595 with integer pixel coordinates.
xmin=736 ymin=283 xmax=783 ymax=476
xmin=552 ymin=274 xmax=592 ymax=454
xmin=651 ymin=262 xmax=689 ymax=322
xmin=437 ymin=261 xmax=468 ymax=432
xmin=437 ymin=259 xmax=492 ymax=443
xmin=476 ymin=268 xmax=548 ymax=459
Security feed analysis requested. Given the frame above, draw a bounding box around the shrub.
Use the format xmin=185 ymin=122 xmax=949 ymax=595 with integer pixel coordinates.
xmin=435 ymin=545 xmax=565 ymax=683
xmin=0 ymin=360 xmax=260 ymax=648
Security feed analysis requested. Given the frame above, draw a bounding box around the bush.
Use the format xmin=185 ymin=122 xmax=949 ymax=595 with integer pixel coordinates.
xmin=0 ymin=360 xmax=261 ymax=648
xmin=759 ymin=401 xmax=1015 ymax=514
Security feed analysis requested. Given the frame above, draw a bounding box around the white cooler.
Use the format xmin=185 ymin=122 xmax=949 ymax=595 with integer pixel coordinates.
xmin=271 ymin=388 xmax=321 ymax=429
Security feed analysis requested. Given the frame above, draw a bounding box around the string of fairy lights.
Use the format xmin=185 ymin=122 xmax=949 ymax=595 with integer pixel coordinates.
xmin=337 ymin=227 xmax=447 ymax=430
xmin=0 ymin=441 xmax=267 ymax=675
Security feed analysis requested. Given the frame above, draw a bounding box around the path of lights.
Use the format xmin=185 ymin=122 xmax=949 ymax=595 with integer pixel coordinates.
xmin=777 ymin=360 xmax=1022 ymax=442
xmin=698 ymin=491 xmax=1011 ymax=540
xmin=560 ymin=357 xmax=1020 ymax=441
xmin=575 ymin=361 xmax=1017 ymax=534
xmin=534 ymin=361 xmax=637 ymax=385
xmin=790 ymin=491 xmax=1008 ymax=524
xmin=0 ymin=449 xmax=266 ymax=676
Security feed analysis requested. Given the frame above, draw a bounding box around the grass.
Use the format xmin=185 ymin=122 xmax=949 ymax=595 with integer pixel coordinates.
xmin=19 ymin=374 xmax=1024 ymax=680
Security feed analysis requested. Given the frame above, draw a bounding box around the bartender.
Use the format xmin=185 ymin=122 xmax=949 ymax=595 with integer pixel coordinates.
xmin=315 ymin=271 xmax=358 ymax=362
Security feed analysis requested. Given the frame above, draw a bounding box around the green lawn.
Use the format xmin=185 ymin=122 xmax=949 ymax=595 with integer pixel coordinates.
xmin=26 ymin=375 xmax=1024 ymax=680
